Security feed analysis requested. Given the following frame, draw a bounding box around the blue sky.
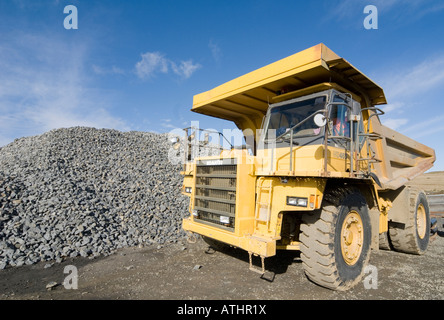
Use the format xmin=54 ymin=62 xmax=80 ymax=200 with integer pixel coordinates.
xmin=1 ymin=0 xmax=444 ymax=171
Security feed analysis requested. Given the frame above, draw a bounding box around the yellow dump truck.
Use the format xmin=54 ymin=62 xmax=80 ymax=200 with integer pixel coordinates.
xmin=179 ymin=44 xmax=436 ymax=290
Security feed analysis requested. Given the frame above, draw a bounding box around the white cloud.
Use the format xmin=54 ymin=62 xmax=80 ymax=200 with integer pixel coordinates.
xmin=381 ymin=102 xmax=404 ymax=115
xmin=412 ymin=125 xmax=444 ymax=139
xmin=135 ymin=51 xmax=201 ymax=80
xmin=92 ymin=64 xmax=125 ymax=75
xmin=402 ymin=114 xmax=444 ymax=138
xmin=383 ymin=55 xmax=444 ymax=99
xmin=0 ymin=32 xmax=129 ymax=146
xmin=374 ymin=53 xmax=444 ymax=133
xmin=160 ymin=118 xmax=180 ymax=129
xmin=135 ymin=52 xmax=169 ymax=79
xmin=12 ymin=0 xmax=60 ymax=10
xmin=209 ymin=39 xmax=222 ymax=63
xmin=171 ymin=60 xmax=201 ymax=79
xmin=381 ymin=118 xmax=409 ymax=130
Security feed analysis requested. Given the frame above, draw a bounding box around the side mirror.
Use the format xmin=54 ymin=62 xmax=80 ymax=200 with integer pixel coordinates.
xmin=314 ymin=113 xmax=327 ymax=127
xmin=347 ymin=100 xmax=361 ymax=119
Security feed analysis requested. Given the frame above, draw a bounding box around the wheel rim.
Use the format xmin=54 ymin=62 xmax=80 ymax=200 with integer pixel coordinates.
xmin=416 ymin=203 xmax=427 ymax=240
xmin=341 ymin=210 xmax=364 ymax=266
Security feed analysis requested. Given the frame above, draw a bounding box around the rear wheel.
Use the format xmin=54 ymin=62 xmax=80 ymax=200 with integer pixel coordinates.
xmin=300 ymin=188 xmax=372 ymax=291
xmin=389 ymin=188 xmax=430 ymax=255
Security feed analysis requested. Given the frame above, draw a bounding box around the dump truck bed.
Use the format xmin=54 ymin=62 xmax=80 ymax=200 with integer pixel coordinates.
xmin=377 ymin=124 xmax=435 ymax=190
xmin=191 ymin=43 xmax=435 ymax=190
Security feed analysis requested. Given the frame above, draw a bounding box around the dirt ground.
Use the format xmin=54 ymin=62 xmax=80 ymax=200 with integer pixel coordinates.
xmin=1 ymin=171 xmax=443 ymax=303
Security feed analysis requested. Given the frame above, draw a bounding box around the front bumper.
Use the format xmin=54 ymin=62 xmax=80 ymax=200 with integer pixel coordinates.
xmin=183 ymin=217 xmax=276 ymax=257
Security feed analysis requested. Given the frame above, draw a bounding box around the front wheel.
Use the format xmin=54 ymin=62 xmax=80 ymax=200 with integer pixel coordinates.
xmin=300 ymin=188 xmax=372 ymax=291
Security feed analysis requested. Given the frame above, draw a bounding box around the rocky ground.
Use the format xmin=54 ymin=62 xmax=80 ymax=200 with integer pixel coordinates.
xmin=0 ymin=127 xmax=443 ymax=304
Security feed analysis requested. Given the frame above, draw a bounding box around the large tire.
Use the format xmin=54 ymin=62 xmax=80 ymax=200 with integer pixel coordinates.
xmin=388 ymin=188 xmax=430 ymax=255
xmin=379 ymin=232 xmax=392 ymax=250
xmin=300 ymin=188 xmax=372 ymax=291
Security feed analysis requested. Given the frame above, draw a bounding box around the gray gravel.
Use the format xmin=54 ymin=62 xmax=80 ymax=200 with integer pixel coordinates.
xmin=0 ymin=127 xmax=190 ymax=269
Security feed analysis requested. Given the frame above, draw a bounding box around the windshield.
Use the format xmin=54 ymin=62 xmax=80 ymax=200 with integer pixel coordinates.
xmin=264 ymin=96 xmax=327 ymax=140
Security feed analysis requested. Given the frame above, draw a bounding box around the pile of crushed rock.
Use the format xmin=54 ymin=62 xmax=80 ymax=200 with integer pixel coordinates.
xmin=0 ymin=127 xmax=192 ymax=269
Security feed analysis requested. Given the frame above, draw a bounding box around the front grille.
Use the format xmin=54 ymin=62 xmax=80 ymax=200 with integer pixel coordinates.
xmin=194 ymin=161 xmax=237 ymax=231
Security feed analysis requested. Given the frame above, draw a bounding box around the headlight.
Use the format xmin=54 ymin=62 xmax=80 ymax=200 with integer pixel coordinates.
xmin=220 ymin=216 xmax=230 ymax=224
xmin=286 ymin=196 xmax=308 ymax=207
xmin=192 ymin=209 xmax=198 ymax=217
xmin=185 ymin=187 xmax=192 ymax=193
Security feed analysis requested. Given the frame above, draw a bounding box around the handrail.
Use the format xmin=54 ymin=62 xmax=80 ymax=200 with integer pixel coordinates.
xmin=356 ymin=107 xmax=385 ymax=175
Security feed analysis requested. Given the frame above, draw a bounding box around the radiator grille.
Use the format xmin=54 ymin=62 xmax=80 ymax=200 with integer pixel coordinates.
xmin=194 ymin=162 xmax=237 ymax=231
